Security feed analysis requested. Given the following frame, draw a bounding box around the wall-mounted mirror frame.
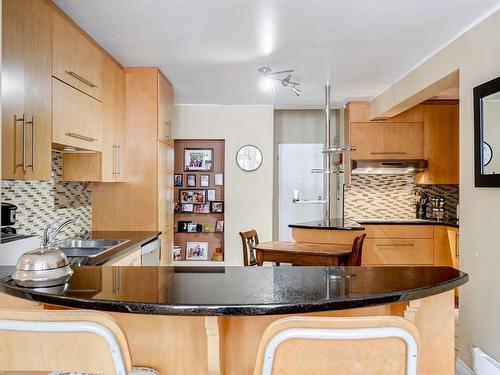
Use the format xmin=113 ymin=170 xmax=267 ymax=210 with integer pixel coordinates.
xmin=474 ymin=75 xmax=500 ymax=187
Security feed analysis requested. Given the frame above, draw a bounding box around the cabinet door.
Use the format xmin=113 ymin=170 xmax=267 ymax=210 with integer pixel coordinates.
xmin=52 ymin=10 xmax=103 ymax=100
xmin=23 ymin=0 xmax=52 ymax=180
xmin=52 ymin=78 xmax=103 ymax=151
xmin=350 ymin=122 xmax=424 ymax=160
xmin=160 ymin=231 xmax=173 ymax=265
xmin=104 ymin=248 xmax=142 ymax=266
xmin=2 ymin=0 xmax=51 ymax=181
xmin=2 ymin=0 xmax=26 ymax=180
xmin=158 ymin=141 xmax=174 ymax=230
xmin=158 ymin=74 xmax=174 ymax=143
xmin=101 ymin=57 xmax=126 ymax=182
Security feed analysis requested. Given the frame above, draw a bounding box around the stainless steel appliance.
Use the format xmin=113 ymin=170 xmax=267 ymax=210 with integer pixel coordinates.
xmin=1 ymin=202 xmax=18 ymax=237
xmin=141 ymin=238 xmax=161 ymax=266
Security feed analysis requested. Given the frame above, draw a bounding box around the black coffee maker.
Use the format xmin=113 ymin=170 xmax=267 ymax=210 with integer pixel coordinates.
xmin=1 ymin=202 xmax=18 ymax=235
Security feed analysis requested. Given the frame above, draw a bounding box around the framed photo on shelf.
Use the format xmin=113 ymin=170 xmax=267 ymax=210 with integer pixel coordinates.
xmin=184 ymin=148 xmax=213 ymax=171
xmin=186 ymin=242 xmax=209 ymax=260
xmin=187 ymin=223 xmax=201 ymax=233
xmin=194 ymin=203 xmax=210 ymax=214
xmin=179 ymin=190 xmax=206 ymax=204
xmin=214 ymin=173 xmax=224 ymax=186
xmin=181 ymin=203 xmax=194 ymax=213
xmin=200 ymin=174 xmax=210 ymax=187
xmin=173 ymin=246 xmax=182 ymax=261
xmin=210 ymin=201 xmax=224 ymax=213
xmin=174 ymin=174 xmax=183 ymax=187
xmin=207 ymin=189 xmax=216 ymax=201
xmin=177 ymin=221 xmax=191 ymax=232
xmin=215 ymin=220 xmax=224 ymax=233
xmin=187 ymin=174 xmax=196 ymax=187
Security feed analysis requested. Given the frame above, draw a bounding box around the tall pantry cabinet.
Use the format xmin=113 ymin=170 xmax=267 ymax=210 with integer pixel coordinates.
xmin=92 ymin=68 xmax=175 ymax=264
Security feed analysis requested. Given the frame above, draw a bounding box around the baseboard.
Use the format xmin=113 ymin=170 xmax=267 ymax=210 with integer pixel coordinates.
xmin=456 ymin=357 xmax=475 ymax=375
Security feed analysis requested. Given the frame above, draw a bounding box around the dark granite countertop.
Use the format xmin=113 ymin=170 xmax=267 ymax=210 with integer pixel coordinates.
xmin=355 ymin=219 xmax=459 ymax=228
xmin=67 ymin=231 xmax=161 ymax=266
xmin=0 ymin=265 xmax=468 ymax=316
xmin=289 ymin=219 xmax=365 ymax=230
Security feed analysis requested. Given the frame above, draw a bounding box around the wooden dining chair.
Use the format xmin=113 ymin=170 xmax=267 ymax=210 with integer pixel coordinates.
xmin=341 ymin=233 xmax=367 ymax=266
xmin=253 ymin=315 xmax=419 ymax=375
xmin=0 ymin=308 xmax=159 ymax=375
xmin=239 ymin=229 xmax=259 ymax=266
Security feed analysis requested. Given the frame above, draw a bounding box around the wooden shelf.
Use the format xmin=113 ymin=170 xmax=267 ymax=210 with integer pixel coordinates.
xmin=172 ymin=260 xmax=225 ymax=266
xmin=175 ymin=231 xmax=224 ymax=234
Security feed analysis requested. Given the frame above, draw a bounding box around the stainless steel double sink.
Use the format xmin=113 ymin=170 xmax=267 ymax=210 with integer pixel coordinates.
xmin=55 ymin=239 xmax=129 ymax=258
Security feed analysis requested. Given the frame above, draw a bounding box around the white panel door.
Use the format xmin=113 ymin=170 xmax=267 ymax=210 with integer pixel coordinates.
xmin=278 ymin=143 xmax=324 ymax=241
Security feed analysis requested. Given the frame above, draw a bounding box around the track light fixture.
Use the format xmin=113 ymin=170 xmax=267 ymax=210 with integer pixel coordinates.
xmin=258 ymin=66 xmax=301 ymax=96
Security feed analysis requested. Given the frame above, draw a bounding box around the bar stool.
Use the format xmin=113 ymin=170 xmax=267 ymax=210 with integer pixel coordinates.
xmin=253 ymin=316 xmax=419 ymax=375
xmin=0 ymin=308 xmax=159 ymax=375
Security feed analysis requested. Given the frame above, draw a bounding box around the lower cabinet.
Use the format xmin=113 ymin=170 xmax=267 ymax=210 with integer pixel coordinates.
xmin=104 ymin=247 xmax=141 ymax=266
xmin=363 ymin=238 xmax=434 ymax=265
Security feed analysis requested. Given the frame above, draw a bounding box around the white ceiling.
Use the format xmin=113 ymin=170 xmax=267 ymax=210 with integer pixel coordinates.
xmin=54 ymin=0 xmax=500 ymax=109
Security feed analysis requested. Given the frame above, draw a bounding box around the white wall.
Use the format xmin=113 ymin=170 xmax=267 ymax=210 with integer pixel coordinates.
xmin=174 ymin=105 xmax=274 ymax=266
xmin=371 ymin=9 xmax=500 ymax=365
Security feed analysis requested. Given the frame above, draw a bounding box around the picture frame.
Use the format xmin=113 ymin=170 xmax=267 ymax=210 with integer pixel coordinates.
xmin=210 ymin=201 xmax=224 ymax=213
xmin=194 ymin=203 xmax=210 ymax=214
xmin=179 ymin=190 xmax=206 ymax=204
xmin=214 ymin=173 xmax=224 ymax=186
xmin=215 ymin=220 xmax=224 ymax=233
xmin=173 ymin=246 xmax=182 ymax=261
xmin=181 ymin=203 xmax=194 ymax=213
xmin=207 ymin=189 xmax=216 ymax=201
xmin=186 ymin=242 xmax=209 ymax=260
xmin=187 ymin=223 xmax=201 ymax=233
xmin=184 ymin=148 xmax=214 ymax=171
xmin=200 ymin=174 xmax=210 ymax=187
xmin=177 ymin=221 xmax=191 ymax=232
xmin=174 ymin=174 xmax=183 ymax=187
xmin=187 ymin=174 xmax=196 ymax=187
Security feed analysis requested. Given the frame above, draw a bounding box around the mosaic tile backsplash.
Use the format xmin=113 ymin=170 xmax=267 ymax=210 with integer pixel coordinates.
xmin=1 ymin=152 xmax=92 ymax=239
xmin=344 ymin=175 xmax=459 ymax=221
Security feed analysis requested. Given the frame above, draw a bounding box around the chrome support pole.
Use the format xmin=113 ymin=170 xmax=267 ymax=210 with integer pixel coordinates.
xmin=324 ymin=85 xmax=331 ymax=221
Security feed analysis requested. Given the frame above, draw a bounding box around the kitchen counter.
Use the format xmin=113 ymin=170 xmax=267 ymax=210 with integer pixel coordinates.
xmin=0 ymin=265 xmax=467 ymax=316
xmin=289 ymin=219 xmax=365 ymax=230
xmin=356 ymin=218 xmax=459 ymax=228
xmin=70 ymin=231 xmax=160 ymax=266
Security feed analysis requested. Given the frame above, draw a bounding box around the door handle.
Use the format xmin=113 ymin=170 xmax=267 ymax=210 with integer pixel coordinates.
xmin=65 ymin=70 xmax=97 ymax=88
xmin=117 ymin=144 xmax=121 ymax=177
xmin=15 ymin=114 xmax=26 ymax=172
xmin=112 ymin=144 xmax=117 ymax=176
xmin=65 ymin=132 xmax=97 ymax=142
xmin=26 ymin=116 xmax=34 ymax=171
xmin=370 ymin=152 xmax=407 ymax=155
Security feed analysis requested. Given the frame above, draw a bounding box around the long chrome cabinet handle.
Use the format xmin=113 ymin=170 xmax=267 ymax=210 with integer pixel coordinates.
xmin=370 ymin=152 xmax=407 ymax=155
xmin=15 ymin=114 xmax=26 ymax=171
xmin=26 ymin=116 xmax=34 ymax=170
xmin=116 ymin=144 xmax=121 ymax=177
xmin=65 ymin=70 xmax=97 ymax=88
xmin=65 ymin=132 xmax=97 ymax=142
xmin=112 ymin=144 xmax=117 ymax=176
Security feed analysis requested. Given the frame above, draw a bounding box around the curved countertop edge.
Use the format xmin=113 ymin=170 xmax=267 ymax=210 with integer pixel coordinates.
xmin=289 ymin=219 xmax=459 ymax=230
xmin=0 ymin=272 xmax=468 ymax=316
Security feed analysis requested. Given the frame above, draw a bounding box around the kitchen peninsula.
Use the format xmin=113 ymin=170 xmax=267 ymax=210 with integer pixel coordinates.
xmin=0 ymin=265 xmax=467 ymax=374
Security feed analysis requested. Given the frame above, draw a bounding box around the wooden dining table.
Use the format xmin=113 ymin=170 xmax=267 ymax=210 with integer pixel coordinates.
xmin=253 ymin=241 xmax=352 ymax=266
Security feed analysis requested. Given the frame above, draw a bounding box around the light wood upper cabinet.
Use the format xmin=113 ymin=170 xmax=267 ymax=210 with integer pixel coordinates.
xmin=158 ymin=74 xmax=174 ymax=143
xmin=52 ymin=78 xmax=103 ymax=152
xmin=348 ymin=102 xmax=424 ymax=123
xmin=2 ymin=0 xmax=52 ymax=181
xmin=415 ymin=102 xmax=459 ymax=184
xmin=101 ymin=57 xmax=126 ymax=182
xmin=350 ymin=122 xmax=424 ymax=160
xmin=52 ymin=9 xmax=103 ymax=101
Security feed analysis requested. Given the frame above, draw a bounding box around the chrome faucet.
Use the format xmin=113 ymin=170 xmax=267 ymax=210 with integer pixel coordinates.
xmin=41 ymin=219 xmax=82 ymax=248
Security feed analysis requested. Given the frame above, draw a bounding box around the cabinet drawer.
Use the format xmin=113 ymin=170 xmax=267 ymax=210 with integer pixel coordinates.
xmin=105 ymin=247 xmax=141 ymax=266
xmin=52 ymin=78 xmax=102 ymax=151
xmin=362 ymin=238 xmax=434 ymax=265
xmin=364 ymin=225 xmax=433 ymax=239
xmin=350 ymin=122 xmax=424 ymax=160
xmin=52 ymin=10 xmax=103 ymax=100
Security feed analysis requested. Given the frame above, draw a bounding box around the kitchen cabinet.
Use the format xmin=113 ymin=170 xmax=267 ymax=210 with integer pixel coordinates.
xmin=52 ymin=78 xmax=103 ymax=152
xmin=158 ymin=75 xmax=175 ymax=144
xmin=104 ymin=247 xmax=141 ymax=266
xmin=363 ymin=238 xmax=434 ymax=265
xmin=350 ymin=122 xmax=424 ymax=160
xmin=91 ymin=68 xmax=174 ymax=262
xmin=415 ymin=101 xmax=459 ymax=184
xmin=1 ymin=0 xmax=52 ymax=181
xmin=347 ymin=101 xmax=424 ymax=123
xmin=52 ymin=9 xmax=103 ymax=101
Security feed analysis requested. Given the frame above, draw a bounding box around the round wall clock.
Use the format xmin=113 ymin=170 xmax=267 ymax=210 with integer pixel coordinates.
xmin=236 ymin=145 xmax=263 ymax=172
xmin=483 ymin=141 xmax=493 ymax=166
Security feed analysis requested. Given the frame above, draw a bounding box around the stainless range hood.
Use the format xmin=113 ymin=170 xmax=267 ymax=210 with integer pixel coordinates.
xmin=351 ymin=160 xmax=427 ymax=175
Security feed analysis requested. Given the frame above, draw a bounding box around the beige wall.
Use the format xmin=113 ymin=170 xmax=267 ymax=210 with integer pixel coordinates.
xmin=174 ymin=105 xmax=274 ymax=266
xmin=371 ymin=10 xmax=500 ymax=365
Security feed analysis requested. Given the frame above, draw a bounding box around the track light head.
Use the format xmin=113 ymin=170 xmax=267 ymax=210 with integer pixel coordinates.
xmin=292 ymin=85 xmax=301 ymax=96
xmin=258 ymin=66 xmax=272 ymax=74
